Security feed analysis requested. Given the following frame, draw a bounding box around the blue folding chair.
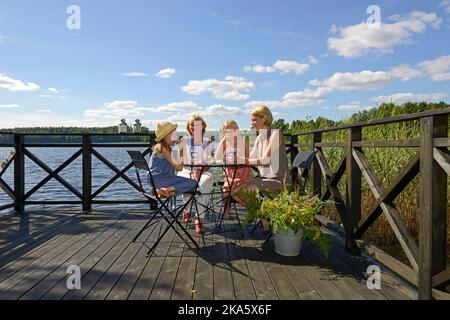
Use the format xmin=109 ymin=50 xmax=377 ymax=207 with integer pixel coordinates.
xmin=127 ymin=150 xmax=200 ymax=256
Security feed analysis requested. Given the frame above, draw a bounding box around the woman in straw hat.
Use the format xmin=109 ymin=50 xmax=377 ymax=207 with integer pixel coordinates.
xmin=147 ymin=121 xmax=197 ymax=198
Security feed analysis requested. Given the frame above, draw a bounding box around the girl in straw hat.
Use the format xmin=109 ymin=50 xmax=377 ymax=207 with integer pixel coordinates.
xmin=147 ymin=121 xmax=197 ymax=198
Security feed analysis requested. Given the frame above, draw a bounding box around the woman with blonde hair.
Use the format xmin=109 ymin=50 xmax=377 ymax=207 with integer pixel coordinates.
xmin=178 ymin=114 xmax=215 ymax=234
xmin=233 ymin=105 xmax=291 ymax=205
xmin=215 ymin=120 xmax=252 ymax=219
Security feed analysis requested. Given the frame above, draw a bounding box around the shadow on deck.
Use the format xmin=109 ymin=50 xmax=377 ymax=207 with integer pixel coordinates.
xmin=0 ymin=208 xmax=417 ymax=300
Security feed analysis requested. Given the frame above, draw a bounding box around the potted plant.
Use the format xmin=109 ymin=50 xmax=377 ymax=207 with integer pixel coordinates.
xmin=238 ymin=189 xmax=331 ymax=257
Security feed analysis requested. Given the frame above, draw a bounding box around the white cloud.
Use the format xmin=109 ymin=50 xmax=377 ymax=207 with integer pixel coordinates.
xmin=48 ymin=87 xmax=59 ymax=94
xmin=337 ymin=102 xmax=373 ymax=112
xmin=309 ymin=70 xmax=392 ymax=91
xmin=308 ymin=55 xmax=319 ymax=65
xmin=0 ymin=73 xmax=40 ymax=92
xmin=153 ymin=101 xmax=201 ymax=113
xmin=155 ymin=68 xmax=176 ymax=79
xmin=0 ymin=104 xmax=19 ymax=109
xmin=244 ymin=62 xmax=437 ymax=110
xmin=198 ymin=104 xmax=246 ymax=116
xmin=211 ymin=13 xmax=240 ymax=27
xmin=246 ymin=87 xmax=327 ymax=110
xmin=328 ymin=11 xmax=442 ymax=58
xmin=40 ymin=94 xmax=69 ymax=99
xmin=37 ymin=109 xmax=52 ymax=113
xmin=440 ymin=1 xmax=450 ymax=14
xmin=418 ymin=55 xmax=450 ymax=81
xmin=181 ymin=76 xmax=255 ymax=100
xmin=244 ymin=60 xmax=310 ymax=75
xmin=122 ymin=72 xmax=149 ymax=77
xmin=389 ymin=64 xmax=423 ymax=81
xmin=371 ymin=92 xmax=447 ymax=104
xmin=84 ymin=100 xmax=150 ymax=119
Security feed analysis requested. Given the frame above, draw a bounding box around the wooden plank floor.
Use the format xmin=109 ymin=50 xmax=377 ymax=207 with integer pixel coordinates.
xmin=0 ymin=208 xmax=418 ymax=300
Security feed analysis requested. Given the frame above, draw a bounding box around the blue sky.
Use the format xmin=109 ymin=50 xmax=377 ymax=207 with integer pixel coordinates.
xmin=0 ymin=0 xmax=449 ymax=130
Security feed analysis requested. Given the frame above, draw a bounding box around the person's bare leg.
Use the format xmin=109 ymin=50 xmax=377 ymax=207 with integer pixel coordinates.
xmin=222 ymin=186 xmax=231 ymax=220
xmin=156 ymin=187 xmax=171 ymax=198
xmin=231 ymin=184 xmax=258 ymax=207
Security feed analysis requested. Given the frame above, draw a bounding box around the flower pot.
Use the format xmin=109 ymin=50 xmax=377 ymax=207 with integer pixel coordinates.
xmin=273 ymin=228 xmax=304 ymax=257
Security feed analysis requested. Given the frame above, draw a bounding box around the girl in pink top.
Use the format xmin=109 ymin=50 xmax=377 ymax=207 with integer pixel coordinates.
xmin=215 ymin=120 xmax=252 ymax=219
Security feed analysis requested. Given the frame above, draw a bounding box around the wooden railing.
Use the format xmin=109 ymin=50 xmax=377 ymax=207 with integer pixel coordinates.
xmin=285 ymin=108 xmax=449 ymax=300
xmin=0 ymin=133 xmax=156 ymax=212
xmin=0 ymin=107 xmax=449 ymax=299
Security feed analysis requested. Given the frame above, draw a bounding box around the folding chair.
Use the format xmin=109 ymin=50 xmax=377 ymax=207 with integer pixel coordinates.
xmin=290 ymin=150 xmax=318 ymax=191
xmin=127 ymin=150 xmax=200 ymax=256
xmin=216 ymin=179 xmax=245 ymax=239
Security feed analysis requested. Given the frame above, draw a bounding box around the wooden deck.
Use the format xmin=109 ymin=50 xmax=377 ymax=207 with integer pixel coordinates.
xmin=0 ymin=208 xmax=418 ymax=300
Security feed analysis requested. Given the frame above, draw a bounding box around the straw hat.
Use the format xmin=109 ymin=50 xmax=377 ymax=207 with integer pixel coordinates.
xmin=155 ymin=121 xmax=177 ymax=142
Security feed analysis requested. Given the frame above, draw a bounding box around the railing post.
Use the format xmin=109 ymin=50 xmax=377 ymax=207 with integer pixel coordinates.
xmin=311 ymin=132 xmax=322 ymax=197
xmin=149 ymin=133 xmax=158 ymax=210
xmin=345 ymin=127 xmax=362 ymax=254
xmin=289 ymin=134 xmax=298 ymax=166
xmin=82 ymin=134 xmax=92 ymax=212
xmin=419 ymin=115 xmax=447 ymax=300
xmin=13 ymin=134 xmax=25 ymax=214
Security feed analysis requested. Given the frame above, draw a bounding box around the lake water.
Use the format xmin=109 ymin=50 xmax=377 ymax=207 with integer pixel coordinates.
xmin=0 ymin=147 xmax=164 ymax=215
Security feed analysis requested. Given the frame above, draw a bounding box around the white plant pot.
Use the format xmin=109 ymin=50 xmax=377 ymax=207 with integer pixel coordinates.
xmin=273 ymin=228 xmax=304 ymax=257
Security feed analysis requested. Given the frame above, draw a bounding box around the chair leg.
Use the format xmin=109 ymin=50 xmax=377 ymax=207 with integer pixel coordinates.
xmin=147 ymin=210 xmax=199 ymax=256
xmin=262 ymin=231 xmax=273 ymax=246
xmin=133 ymin=208 xmax=160 ymax=243
xmin=248 ymin=219 xmax=262 ymax=233
xmin=194 ymin=198 xmax=206 ymax=246
xmin=233 ymin=202 xmax=244 ymax=239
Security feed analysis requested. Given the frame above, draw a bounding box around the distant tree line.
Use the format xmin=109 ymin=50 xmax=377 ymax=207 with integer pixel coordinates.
xmin=272 ymin=101 xmax=449 ymax=134
xmin=0 ymin=126 xmax=153 ymax=143
xmin=0 ymin=101 xmax=448 ymax=143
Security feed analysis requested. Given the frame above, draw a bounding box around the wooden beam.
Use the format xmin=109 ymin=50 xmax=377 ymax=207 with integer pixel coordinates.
xmin=345 ymin=127 xmax=361 ymax=254
xmin=91 ymin=148 xmax=150 ymax=198
xmin=24 ymin=149 xmax=82 ymax=200
xmin=320 ymin=155 xmax=345 ymax=201
xmin=24 ymin=149 xmax=83 ymax=200
xmin=354 ymin=153 xmax=420 ymax=238
xmin=432 ymin=268 xmax=450 ymax=287
xmin=289 ymin=134 xmax=298 ymax=167
xmin=82 ymin=135 xmax=92 ymax=211
xmin=419 ymin=115 xmax=448 ymax=300
xmin=353 ymin=140 xmax=420 ymax=148
xmin=0 ymin=178 xmax=15 ymax=200
xmin=311 ymin=132 xmax=322 ymax=196
xmin=352 ymin=149 xmax=419 ymax=272
xmin=315 ymin=150 xmax=345 ymax=223
xmin=433 ymin=147 xmax=450 ymax=176
xmin=434 ymin=137 xmax=450 ymax=147
xmin=14 ymin=134 xmax=25 ymax=213
xmin=0 ymin=149 xmax=15 ymax=177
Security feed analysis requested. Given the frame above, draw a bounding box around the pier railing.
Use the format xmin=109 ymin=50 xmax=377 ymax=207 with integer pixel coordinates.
xmin=0 ymin=107 xmax=449 ymax=299
xmin=285 ymin=108 xmax=449 ymax=300
xmin=0 ymin=133 xmax=156 ymax=212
